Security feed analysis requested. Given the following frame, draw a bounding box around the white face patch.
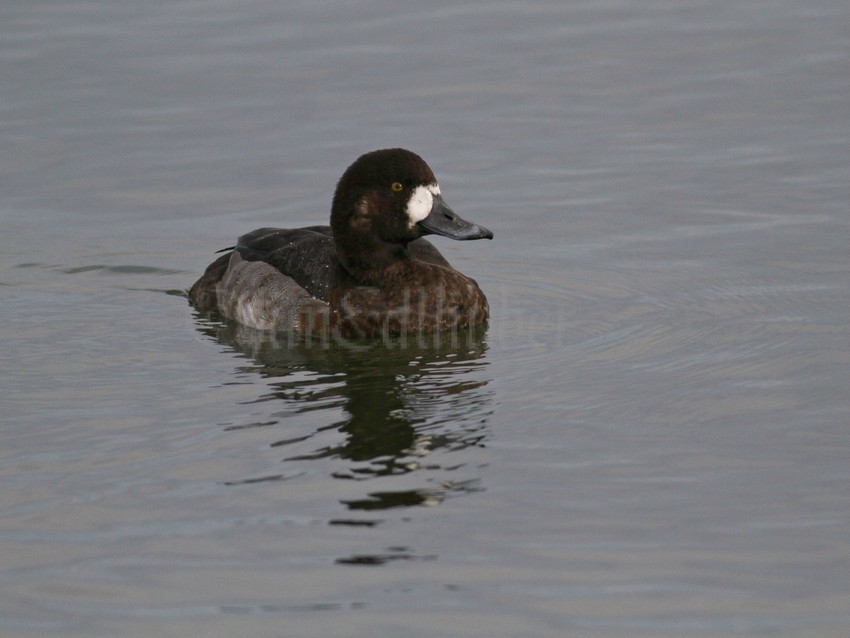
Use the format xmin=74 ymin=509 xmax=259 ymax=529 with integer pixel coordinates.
xmin=406 ymin=184 xmax=441 ymax=227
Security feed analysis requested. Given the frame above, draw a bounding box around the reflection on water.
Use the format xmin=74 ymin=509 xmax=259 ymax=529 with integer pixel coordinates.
xmin=193 ymin=311 xmax=492 ymax=513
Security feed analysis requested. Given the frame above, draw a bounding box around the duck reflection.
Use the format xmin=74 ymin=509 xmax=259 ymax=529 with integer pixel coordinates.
xmin=194 ymin=316 xmax=493 ymax=511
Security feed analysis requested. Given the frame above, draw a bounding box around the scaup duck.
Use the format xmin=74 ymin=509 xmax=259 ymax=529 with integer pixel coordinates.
xmin=189 ymin=148 xmax=493 ymax=339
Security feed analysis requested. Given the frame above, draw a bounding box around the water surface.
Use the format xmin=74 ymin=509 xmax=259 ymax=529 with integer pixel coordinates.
xmin=2 ymin=1 xmax=849 ymax=636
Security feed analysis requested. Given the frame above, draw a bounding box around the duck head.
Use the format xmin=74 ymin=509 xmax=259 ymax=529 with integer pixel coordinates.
xmin=330 ymin=148 xmax=492 ymax=278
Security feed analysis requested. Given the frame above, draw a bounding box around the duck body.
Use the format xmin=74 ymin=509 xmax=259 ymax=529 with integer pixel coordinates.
xmin=189 ymin=149 xmax=492 ymax=339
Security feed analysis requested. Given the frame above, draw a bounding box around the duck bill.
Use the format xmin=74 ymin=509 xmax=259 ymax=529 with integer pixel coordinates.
xmin=418 ymin=196 xmax=493 ymax=241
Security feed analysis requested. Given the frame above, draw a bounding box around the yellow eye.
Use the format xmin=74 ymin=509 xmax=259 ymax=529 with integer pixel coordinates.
xmin=391 ymin=182 xmax=404 ymax=192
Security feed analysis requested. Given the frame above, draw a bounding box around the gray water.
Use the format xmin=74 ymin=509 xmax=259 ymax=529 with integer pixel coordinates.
xmin=2 ymin=1 xmax=849 ymax=636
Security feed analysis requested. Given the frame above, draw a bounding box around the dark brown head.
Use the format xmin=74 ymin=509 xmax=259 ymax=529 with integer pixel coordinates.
xmin=330 ymin=148 xmax=492 ymax=279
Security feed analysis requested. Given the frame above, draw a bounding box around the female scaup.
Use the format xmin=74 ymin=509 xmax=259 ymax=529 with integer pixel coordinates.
xmin=189 ymin=148 xmax=493 ymax=339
